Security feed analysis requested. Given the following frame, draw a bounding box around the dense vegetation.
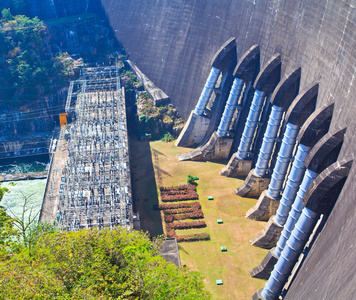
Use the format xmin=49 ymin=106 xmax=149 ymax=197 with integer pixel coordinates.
xmin=0 ymin=0 xmax=27 ymax=16
xmin=0 ymin=184 xmax=210 ymax=299
xmin=0 ymin=9 xmax=74 ymax=106
xmin=120 ymin=64 xmax=184 ymax=141
xmin=136 ymin=92 xmax=184 ymax=140
xmin=0 ymin=228 xmax=210 ymax=299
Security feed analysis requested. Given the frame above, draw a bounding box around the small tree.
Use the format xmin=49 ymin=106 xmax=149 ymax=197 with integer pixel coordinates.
xmin=7 ymin=190 xmax=39 ymax=248
xmin=187 ymin=175 xmax=197 ymax=185
xmin=161 ymin=132 xmax=174 ymax=142
xmin=0 ymin=182 xmax=17 ymax=256
xmin=5 ymin=188 xmax=56 ymax=254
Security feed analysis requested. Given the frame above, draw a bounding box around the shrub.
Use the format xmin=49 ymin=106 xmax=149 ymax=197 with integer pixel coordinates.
xmin=177 ymin=233 xmax=211 ymax=242
xmin=161 ymin=132 xmax=175 ymax=142
xmin=186 ymin=175 xmax=197 ymax=185
xmin=160 ymin=185 xmax=198 ymax=201
xmin=161 ymin=193 xmax=199 ymax=202
xmin=164 ymin=215 xmax=174 ymax=223
xmin=153 ymin=202 xmax=200 ymax=210
xmin=160 ymin=185 xmax=196 ymax=192
xmin=173 ymin=211 xmax=204 ymax=220
xmin=164 ymin=210 xmax=204 ymax=221
xmin=165 ymin=227 xmax=177 ymax=238
xmin=163 ymin=207 xmax=195 ymax=215
xmin=167 ymin=220 xmax=206 ymax=230
xmin=0 ymin=228 xmax=211 ymax=299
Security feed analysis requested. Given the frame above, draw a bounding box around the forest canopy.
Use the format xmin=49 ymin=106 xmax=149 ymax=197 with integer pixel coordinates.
xmin=0 ymin=8 xmax=73 ymax=106
xmin=0 ymin=227 xmax=211 ymax=299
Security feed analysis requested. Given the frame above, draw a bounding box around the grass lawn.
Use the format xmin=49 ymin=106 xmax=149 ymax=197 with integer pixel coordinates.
xmin=130 ymin=138 xmax=267 ymax=299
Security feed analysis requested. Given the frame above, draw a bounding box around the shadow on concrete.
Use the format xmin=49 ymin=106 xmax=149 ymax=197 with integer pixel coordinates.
xmin=129 ymin=136 xmax=163 ymax=237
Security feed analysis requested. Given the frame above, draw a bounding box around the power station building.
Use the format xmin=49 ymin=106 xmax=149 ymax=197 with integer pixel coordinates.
xmin=58 ymin=66 xmax=133 ymax=231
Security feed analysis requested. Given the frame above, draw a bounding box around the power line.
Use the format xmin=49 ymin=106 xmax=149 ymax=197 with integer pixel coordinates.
xmin=0 ymin=111 xmax=65 ymax=123
xmin=0 ymin=105 xmax=65 ymax=116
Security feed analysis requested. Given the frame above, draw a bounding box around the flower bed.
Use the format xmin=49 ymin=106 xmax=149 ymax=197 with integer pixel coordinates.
xmin=167 ymin=220 xmax=206 ymax=230
xmin=164 ymin=211 xmax=204 ymax=223
xmin=160 ymin=185 xmax=209 ymax=243
xmin=173 ymin=211 xmax=204 ymax=220
xmin=166 ymin=227 xmax=177 ymax=238
xmin=177 ymin=233 xmax=210 ymax=242
xmin=163 ymin=207 xmax=195 ymax=215
xmin=164 ymin=215 xmax=174 ymax=223
xmin=154 ymin=201 xmax=201 ymax=210
xmin=161 ymin=192 xmax=198 ymax=202
xmin=160 ymin=185 xmax=196 ymax=192
xmin=160 ymin=184 xmax=199 ymax=201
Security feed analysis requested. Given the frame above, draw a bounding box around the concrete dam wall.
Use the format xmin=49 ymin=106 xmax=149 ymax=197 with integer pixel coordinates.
xmin=100 ymin=1 xmax=356 ymax=299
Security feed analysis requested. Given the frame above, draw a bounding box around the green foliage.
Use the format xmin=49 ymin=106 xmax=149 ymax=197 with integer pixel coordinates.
xmin=0 ymin=1 xmax=27 ymax=15
xmin=0 ymin=10 xmax=74 ymax=105
xmin=11 ymin=0 xmax=27 ymax=15
xmin=26 ymin=221 xmax=57 ymax=253
xmin=0 ymin=183 xmax=18 ymax=256
xmin=0 ymin=182 xmax=58 ymax=257
xmin=161 ymin=132 xmax=175 ymax=143
xmin=187 ymin=175 xmax=197 ymax=185
xmin=0 ymin=228 xmax=211 ymax=299
xmin=135 ymin=92 xmax=184 ymax=139
xmin=1 ymin=7 xmax=11 ymax=20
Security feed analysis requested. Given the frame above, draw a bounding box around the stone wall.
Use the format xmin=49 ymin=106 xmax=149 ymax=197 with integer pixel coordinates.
xmin=99 ymin=1 xmax=356 ymax=298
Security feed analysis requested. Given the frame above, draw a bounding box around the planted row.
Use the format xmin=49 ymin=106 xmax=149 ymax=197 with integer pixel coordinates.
xmin=163 ymin=207 xmax=195 ymax=215
xmin=165 ymin=227 xmax=210 ymax=242
xmin=161 ymin=193 xmax=199 ymax=202
xmin=164 ymin=211 xmax=204 ymax=223
xmin=154 ymin=201 xmax=200 ymax=210
xmin=163 ymin=190 xmax=196 ymax=195
xmin=177 ymin=233 xmax=210 ymax=242
xmin=173 ymin=211 xmax=204 ymax=220
xmin=167 ymin=220 xmax=206 ymax=230
xmin=160 ymin=185 xmax=196 ymax=192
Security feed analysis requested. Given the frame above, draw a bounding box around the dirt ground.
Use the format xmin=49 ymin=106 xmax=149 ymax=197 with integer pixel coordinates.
xmin=130 ymin=138 xmax=268 ymax=299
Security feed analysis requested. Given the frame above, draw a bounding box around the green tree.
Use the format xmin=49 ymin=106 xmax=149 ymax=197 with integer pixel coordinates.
xmin=0 ymin=183 xmax=17 ymax=256
xmin=11 ymin=0 xmax=27 ymax=15
xmin=0 ymin=228 xmax=211 ymax=299
xmin=0 ymin=9 xmax=74 ymax=105
xmin=187 ymin=175 xmax=198 ymax=185
xmin=161 ymin=132 xmax=175 ymax=143
xmin=0 ymin=183 xmax=57 ymax=257
xmin=5 ymin=190 xmax=57 ymax=254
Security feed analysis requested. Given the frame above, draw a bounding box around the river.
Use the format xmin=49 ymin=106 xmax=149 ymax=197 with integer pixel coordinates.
xmin=0 ymin=155 xmax=49 ymax=223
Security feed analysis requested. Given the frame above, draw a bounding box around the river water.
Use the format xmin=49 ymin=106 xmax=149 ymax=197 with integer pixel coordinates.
xmin=0 ymin=155 xmax=49 ymax=175
xmin=0 ymin=155 xmax=49 ymax=223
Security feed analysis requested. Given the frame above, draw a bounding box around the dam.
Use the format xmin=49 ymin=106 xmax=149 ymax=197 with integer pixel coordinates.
xmin=26 ymin=0 xmax=356 ymax=299
xmin=96 ymin=1 xmax=356 ymax=299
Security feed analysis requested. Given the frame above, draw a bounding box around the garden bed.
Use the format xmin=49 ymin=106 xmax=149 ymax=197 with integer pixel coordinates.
xmin=159 ymin=185 xmax=209 ymax=242
xmin=160 ymin=184 xmax=199 ymax=202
